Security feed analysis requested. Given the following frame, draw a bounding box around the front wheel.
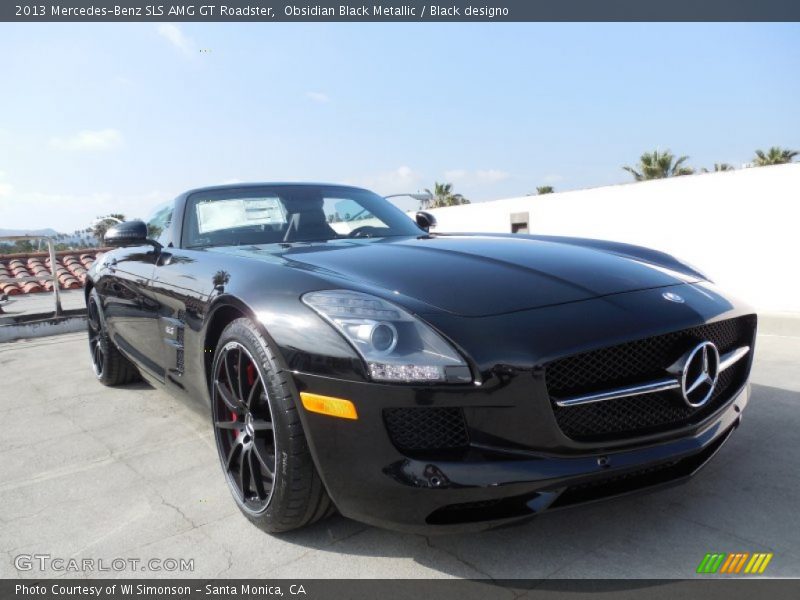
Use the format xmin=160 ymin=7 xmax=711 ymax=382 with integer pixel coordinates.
xmin=211 ymin=318 xmax=333 ymax=532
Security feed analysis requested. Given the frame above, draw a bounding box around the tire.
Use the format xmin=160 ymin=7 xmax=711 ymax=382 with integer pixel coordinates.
xmin=210 ymin=318 xmax=333 ymax=533
xmin=87 ymin=288 xmax=141 ymax=386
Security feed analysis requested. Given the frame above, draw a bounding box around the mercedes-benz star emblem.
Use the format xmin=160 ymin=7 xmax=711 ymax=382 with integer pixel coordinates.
xmin=663 ymin=292 xmax=685 ymax=303
xmin=680 ymin=341 xmax=720 ymax=408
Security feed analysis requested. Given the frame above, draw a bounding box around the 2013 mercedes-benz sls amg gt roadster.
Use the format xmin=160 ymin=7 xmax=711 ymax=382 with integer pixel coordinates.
xmin=86 ymin=183 xmax=756 ymax=533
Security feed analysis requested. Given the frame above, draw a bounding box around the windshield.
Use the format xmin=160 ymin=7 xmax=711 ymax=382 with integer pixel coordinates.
xmin=145 ymin=202 xmax=173 ymax=245
xmin=182 ymin=185 xmax=422 ymax=248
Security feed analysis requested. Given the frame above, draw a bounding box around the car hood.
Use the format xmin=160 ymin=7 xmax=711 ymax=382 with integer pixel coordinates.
xmin=213 ymin=235 xmax=702 ymax=317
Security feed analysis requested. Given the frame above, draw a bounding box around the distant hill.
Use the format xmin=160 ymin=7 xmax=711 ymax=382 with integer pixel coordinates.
xmin=0 ymin=228 xmax=60 ymax=238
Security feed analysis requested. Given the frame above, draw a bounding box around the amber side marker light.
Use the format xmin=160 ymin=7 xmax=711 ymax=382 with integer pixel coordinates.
xmin=300 ymin=392 xmax=358 ymax=420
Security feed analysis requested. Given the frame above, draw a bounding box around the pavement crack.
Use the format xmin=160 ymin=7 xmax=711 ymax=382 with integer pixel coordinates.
xmin=3 ymin=505 xmax=50 ymax=526
xmin=533 ymin=546 xmax=595 ymax=579
xmin=156 ymin=493 xmax=202 ymax=531
xmin=212 ymin=541 xmax=235 ymax=578
xmin=327 ymin=524 xmax=371 ymax=546
xmin=424 ymin=536 xmax=495 ymax=580
xmin=2 ymin=549 xmax=25 ymax=576
xmin=268 ymin=524 xmax=371 ymax=571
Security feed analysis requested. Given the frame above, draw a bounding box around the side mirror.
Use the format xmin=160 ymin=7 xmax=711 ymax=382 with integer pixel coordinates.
xmin=104 ymin=220 xmax=159 ymax=249
xmin=415 ymin=211 xmax=437 ymax=232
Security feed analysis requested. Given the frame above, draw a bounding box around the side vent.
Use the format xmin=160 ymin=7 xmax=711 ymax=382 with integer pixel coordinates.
xmin=175 ymin=310 xmax=186 ymax=374
xmin=160 ymin=311 xmax=186 ymax=376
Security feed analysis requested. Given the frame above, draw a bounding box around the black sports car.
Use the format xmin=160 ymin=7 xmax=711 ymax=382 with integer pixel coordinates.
xmin=87 ymin=183 xmax=756 ymax=533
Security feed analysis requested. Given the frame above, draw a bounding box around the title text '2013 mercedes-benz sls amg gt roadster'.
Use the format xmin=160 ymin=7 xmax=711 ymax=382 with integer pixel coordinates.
xmin=86 ymin=183 xmax=756 ymax=533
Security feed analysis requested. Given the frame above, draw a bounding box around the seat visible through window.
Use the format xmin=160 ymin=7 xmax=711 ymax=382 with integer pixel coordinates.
xmin=283 ymin=198 xmax=338 ymax=242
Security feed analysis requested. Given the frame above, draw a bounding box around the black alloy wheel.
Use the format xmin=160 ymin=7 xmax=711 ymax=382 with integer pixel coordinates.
xmin=210 ymin=318 xmax=334 ymax=532
xmin=212 ymin=341 xmax=278 ymax=514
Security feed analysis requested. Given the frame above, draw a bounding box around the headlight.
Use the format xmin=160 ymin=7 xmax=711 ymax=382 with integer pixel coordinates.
xmin=302 ymin=290 xmax=471 ymax=383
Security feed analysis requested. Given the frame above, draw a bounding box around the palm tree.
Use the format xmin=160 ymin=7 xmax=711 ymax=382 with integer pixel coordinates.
xmin=92 ymin=213 xmax=126 ymax=244
xmin=701 ymin=163 xmax=735 ymax=173
xmin=422 ymin=182 xmax=470 ymax=209
xmin=753 ymin=147 xmax=798 ymax=166
xmin=623 ymin=150 xmax=694 ymax=181
xmin=536 ymin=186 xmax=555 ymax=195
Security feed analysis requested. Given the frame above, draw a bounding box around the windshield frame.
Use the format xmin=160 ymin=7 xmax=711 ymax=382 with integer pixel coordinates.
xmin=179 ymin=184 xmax=423 ymax=249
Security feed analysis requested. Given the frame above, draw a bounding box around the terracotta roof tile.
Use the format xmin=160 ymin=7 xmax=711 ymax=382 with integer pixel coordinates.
xmin=0 ymin=249 xmax=103 ymax=296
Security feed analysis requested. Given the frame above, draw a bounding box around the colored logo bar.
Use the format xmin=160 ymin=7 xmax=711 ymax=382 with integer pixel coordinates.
xmin=697 ymin=552 xmax=773 ymax=574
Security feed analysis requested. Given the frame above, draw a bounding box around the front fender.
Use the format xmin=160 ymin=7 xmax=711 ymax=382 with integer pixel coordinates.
xmin=203 ymin=290 xmax=367 ymax=382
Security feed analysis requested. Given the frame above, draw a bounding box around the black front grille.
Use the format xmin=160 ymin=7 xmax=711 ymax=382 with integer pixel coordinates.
xmin=546 ymin=316 xmax=756 ymax=441
xmin=384 ymin=407 xmax=469 ymax=453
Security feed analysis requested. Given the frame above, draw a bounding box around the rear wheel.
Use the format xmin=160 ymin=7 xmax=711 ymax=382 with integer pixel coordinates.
xmin=211 ymin=318 xmax=333 ymax=532
xmin=87 ymin=288 xmax=140 ymax=386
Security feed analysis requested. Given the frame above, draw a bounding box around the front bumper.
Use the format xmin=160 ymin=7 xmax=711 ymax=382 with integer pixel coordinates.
xmin=292 ymin=370 xmax=748 ymax=534
xmin=283 ymin=284 xmax=755 ymax=533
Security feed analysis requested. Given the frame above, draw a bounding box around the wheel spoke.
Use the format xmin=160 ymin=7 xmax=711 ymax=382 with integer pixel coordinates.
xmin=94 ymin=344 xmax=104 ymax=373
xmin=245 ymin=378 xmax=262 ymax=409
xmin=239 ymin=446 xmax=252 ymax=498
xmin=87 ymin=301 xmax=101 ymax=332
xmin=215 ymin=380 xmax=240 ymax=413
xmin=225 ymin=439 xmax=242 ymax=471
xmin=215 ymin=420 xmax=242 ymax=430
xmin=87 ymin=299 xmax=104 ymax=376
xmin=253 ymin=439 xmax=275 ymax=477
xmin=223 ymin=351 xmax=237 ymax=398
xmin=250 ymin=419 xmax=273 ymax=431
xmin=236 ymin=349 xmax=248 ymax=402
xmin=248 ymin=448 xmax=268 ymax=501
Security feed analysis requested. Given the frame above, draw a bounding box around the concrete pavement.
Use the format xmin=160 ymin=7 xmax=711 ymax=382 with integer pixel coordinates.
xmin=0 ymin=317 xmax=798 ymax=579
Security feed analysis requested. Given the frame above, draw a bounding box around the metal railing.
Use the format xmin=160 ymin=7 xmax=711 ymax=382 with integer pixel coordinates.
xmin=0 ymin=236 xmax=63 ymax=316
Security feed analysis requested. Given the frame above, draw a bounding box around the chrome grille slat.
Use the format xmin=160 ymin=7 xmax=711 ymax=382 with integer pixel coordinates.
xmin=554 ymin=345 xmax=750 ymax=408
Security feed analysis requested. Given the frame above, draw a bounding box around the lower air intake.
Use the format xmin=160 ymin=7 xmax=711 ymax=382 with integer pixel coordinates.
xmin=383 ymin=407 xmax=469 ymax=453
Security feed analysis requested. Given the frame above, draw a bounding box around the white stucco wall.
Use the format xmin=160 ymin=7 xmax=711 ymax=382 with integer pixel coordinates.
xmin=421 ymin=163 xmax=800 ymax=312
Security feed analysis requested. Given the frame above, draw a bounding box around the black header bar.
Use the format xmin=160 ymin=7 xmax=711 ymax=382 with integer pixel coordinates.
xmin=3 ymin=0 xmax=800 ymax=22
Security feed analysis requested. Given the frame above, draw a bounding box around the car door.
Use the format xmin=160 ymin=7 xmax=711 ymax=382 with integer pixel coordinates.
xmin=96 ymin=245 xmax=163 ymax=379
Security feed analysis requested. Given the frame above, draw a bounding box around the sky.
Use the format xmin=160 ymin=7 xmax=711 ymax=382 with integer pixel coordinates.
xmin=0 ymin=22 xmax=798 ymax=231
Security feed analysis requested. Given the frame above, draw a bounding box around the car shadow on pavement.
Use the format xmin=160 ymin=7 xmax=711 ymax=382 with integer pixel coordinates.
xmin=267 ymin=383 xmax=799 ymax=579
xmin=115 ymin=381 xmax=152 ymax=392
xmin=114 ymin=378 xmax=215 ymax=419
